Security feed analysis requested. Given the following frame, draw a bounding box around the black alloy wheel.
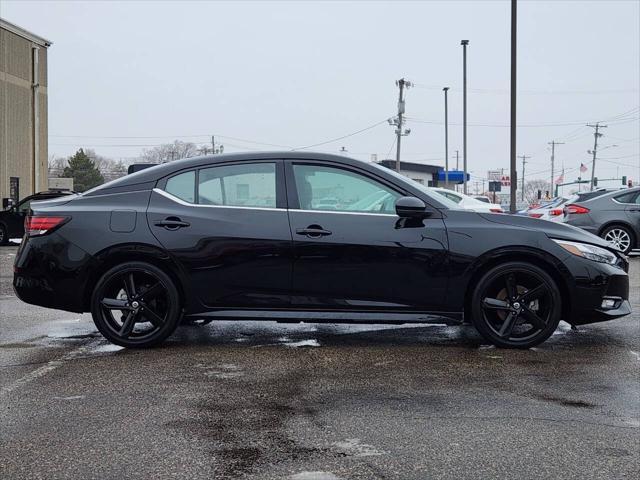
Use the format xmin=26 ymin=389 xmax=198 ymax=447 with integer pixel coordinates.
xmin=471 ymin=262 xmax=561 ymax=348
xmin=91 ymin=262 xmax=181 ymax=348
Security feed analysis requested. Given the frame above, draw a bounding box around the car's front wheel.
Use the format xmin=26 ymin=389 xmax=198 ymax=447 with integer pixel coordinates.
xmin=91 ymin=262 xmax=181 ymax=348
xmin=471 ymin=262 xmax=561 ymax=349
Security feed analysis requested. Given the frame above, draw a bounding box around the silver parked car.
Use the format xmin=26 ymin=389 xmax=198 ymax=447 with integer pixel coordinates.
xmin=564 ymin=187 xmax=640 ymax=254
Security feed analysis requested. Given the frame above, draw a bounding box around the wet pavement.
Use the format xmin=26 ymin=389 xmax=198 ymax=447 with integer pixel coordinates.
xmin=0 ymin=245 xmax=638 ymax=479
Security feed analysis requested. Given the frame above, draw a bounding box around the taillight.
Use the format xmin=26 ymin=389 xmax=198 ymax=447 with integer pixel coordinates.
xmin=528 ymin=213 xmax=544 ymax=218
xmin=24 ymin=216 xmax=70 ymax=236
xmin=490 ymin=208 xmax=504 ymax=213
xmin=564 ymin=204 xmax=590 ymax=215
xmin=549 ymin=208 xmax=563 ymax=216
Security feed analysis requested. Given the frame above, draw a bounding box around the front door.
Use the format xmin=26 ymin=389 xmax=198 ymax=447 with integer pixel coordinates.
xmin=285 ymin=161 xmax=449 ymax=312
xmin=147 ymin=160 xmax=292 ymax=310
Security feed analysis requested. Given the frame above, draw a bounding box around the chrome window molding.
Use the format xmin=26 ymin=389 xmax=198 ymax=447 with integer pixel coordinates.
xmin=154 ymin=188 xmax=398 ymax=217
xmin=153 ymin=188 xmax=283 ymax=212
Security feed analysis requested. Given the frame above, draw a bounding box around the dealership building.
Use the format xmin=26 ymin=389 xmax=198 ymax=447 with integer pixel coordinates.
xmin=0 ymin=18 xmax=50 ymax=207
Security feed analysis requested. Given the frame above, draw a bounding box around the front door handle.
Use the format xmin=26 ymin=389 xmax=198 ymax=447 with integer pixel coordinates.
xmin=296 ymin=225 xmax=332 ymax=238
xmin=154 ymin=217 xmax=190 ymax=230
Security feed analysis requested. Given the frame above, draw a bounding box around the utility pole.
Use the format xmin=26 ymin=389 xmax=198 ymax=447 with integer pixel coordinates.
xmin=461 ymin=40 xmax=469 ymax=194
xmin=390 ymin=78 xmax=412 ymax=172
xmin=211 ymin=136 xmax=215 ymax=154
xmin=455 ymin=150 xmax=459 ymax=170
xmin=587 ymin=123 xmax=607 ymax=190
xmin=548 ymin=141 xmax=564 ymax=193
xmin=509 ymin=0 xmax=518 ymax=213
xmin=443 ymin=87 xmax=450 ymax=187
xmin=519 ymin=154 xmax=530 ymax=201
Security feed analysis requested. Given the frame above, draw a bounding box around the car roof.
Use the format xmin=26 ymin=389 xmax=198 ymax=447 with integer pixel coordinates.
xmin=581 ymin=186 xmax=639 ymax=203
xmin=82 ymin=151 xmax=455 ymax=210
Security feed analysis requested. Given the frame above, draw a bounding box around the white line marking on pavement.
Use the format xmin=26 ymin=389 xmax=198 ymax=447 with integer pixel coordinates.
xmin=0 ymin=339 xmax=102 ymax=398
xmin=630 ymin=351 xmax=639 ymax=360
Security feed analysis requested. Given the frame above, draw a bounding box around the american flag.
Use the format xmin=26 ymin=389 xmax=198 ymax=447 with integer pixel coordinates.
xmin=555 ymin=170 xmax=564 ymax=185
xmin=580 ymin=163 xmax=588 ymax=173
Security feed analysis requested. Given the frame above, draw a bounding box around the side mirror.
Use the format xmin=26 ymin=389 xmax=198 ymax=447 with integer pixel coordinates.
xmin=395 ymin=196 xmax=428 ymax=218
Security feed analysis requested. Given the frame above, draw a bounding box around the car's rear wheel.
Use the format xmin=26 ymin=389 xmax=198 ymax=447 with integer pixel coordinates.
xmin=0 ymin=224 xmax=8 ymax=245
xmin=601 ymin=225 xmax=634 ymax=255
xmin=471 ymin=262 xmax=561 ymax=348
xmin=91 ymin=262 xmax=181 ymax=348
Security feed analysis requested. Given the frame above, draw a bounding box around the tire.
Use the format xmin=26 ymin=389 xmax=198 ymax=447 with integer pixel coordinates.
xmin=471 ymin=262 xmax=561 ymax=349
xmin=0 ymin=224 xmax=7 ymax=246
xmin=91 ymin=261 xmax=181 ymax=348
xmin=600 ymin=225 xmax=635 ymax=255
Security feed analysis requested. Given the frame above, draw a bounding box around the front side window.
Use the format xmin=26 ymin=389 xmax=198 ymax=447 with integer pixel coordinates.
xmin=292 ymin=164 xmax=400 ymax=214
xmin=198 ymin=163 xmax=276 ymax=208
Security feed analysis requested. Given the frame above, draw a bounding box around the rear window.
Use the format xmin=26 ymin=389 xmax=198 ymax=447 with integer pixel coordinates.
xmin=165 ymin=171 xmax=196 ymax=203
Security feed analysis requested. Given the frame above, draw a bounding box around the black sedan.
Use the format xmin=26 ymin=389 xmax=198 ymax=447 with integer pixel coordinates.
xmin=13 ymin=153 xmax=631 ymax=348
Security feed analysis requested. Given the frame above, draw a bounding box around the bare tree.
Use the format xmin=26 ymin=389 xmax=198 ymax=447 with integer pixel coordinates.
xmin=83 ymin=149 xmax=128 ymax=182
xmin=48 ymin=155 xmax=68 ymax=178
xmin=141 ymin=140 xmax=199 ymax=163
xmin=523 ymin=179 xmax=553 ymax=204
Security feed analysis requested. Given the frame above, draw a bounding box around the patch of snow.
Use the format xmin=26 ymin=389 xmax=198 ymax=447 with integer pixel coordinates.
xmin=333 ymin=438 xmax=385 ymax=457
xmin=53 ymin=395 xmax=85 ymax=401
xmin=284 ymin=339 xmax=320 ymax=348
xmin=91 ymin=343 xmax=125 ymax=353
xmin=289 ymin=473 xmax=342 ymax=480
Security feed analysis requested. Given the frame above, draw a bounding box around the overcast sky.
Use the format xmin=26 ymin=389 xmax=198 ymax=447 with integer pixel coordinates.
xmin=3 ymin=0 xmax=639 ymax=187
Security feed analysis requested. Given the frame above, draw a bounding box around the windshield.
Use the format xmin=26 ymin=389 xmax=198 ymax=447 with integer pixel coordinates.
xmin=369 ymin=163 xmax=462 ymax=210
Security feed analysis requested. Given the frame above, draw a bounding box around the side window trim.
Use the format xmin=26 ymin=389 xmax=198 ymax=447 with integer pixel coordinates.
xmin=284 ymin=160 xmax=406 ymax=211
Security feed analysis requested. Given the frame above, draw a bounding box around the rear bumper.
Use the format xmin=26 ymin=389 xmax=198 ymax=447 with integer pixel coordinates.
xmin=13 ymin=233 xmax=96 ymax=313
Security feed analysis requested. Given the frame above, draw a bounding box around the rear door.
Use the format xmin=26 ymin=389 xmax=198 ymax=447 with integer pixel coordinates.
xmin=284 ymin=160 xmax=449 ymax=312
xmin=621 ymin=191 xmax=640 ymax=243
xmin=147 ymin=160 xmax=292 ymax=309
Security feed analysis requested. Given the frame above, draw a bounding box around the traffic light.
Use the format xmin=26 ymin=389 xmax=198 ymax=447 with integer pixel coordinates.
xmin=622 ymin=175 xmax=627 ymax=185
xmin=593 ymin=177 xmax=598 ymax=187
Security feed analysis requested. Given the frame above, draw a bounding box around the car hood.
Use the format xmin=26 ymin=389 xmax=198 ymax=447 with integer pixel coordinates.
xmin=478 ymin=212 xmax=613 ymax=249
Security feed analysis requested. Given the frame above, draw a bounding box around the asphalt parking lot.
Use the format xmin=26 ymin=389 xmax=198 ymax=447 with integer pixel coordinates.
xmin=0 ymin=245 xmax=638 ymax=480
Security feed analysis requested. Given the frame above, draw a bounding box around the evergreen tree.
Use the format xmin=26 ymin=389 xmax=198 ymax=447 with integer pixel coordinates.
xmin=62 ymin=149 xmax=104 ymax=192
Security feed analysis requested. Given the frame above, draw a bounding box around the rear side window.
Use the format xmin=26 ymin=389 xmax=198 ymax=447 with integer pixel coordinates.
xmin=198 ymin=163 xmax=276 ymax=208
xmin=165 ymin=171 xmax=195 ymax=203
xmin=614 ymin=191 xmax=639 ymax=204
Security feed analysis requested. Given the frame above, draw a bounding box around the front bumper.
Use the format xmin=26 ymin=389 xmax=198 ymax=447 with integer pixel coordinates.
xmin=13 ymin=232 xmax=96 ymax=313
xmin=565 ymin=254 xmax=631 ymax=325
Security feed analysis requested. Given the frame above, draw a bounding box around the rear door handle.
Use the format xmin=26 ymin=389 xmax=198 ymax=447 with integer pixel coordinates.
xmin=296 ymin=226 xmax=332 ymax=238
xmin=154 ymin=217 xmax=190 ymax=230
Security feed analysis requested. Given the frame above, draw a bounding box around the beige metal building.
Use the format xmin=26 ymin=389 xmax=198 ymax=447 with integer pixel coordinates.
xmin=0 ymin=18 xmax=51 ymax=207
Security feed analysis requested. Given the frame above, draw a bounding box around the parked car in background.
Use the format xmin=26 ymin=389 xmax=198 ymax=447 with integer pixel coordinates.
xmin=13 ymin=152 xmax=630 ymax=350
xmin=564 ymin=187 xmax=640 ymax=254
xmin=431 ymin=187 xmax=504 ymax=213
xmin=0 ymin=190 xmax=76 ymax=245
xmin=527 ymin=197 xmax=569 ymax=223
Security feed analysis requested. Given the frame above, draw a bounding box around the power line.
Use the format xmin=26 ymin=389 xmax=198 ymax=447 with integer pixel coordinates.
xmin=291 ymin=117 xmax=391 ymax=151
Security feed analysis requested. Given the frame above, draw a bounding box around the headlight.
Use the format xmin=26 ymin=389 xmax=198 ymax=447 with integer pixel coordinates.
xmin=552 ymin=239 xmax=618 ymax=265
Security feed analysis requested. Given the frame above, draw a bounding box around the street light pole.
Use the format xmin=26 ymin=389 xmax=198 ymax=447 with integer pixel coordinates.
xmin=461 ymin=40 xmax=469 ymax=194
xmin=443 ymin=87 xmax=449 ymax=188
xmin=509 ymin=0 xmax=517 ymax=213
